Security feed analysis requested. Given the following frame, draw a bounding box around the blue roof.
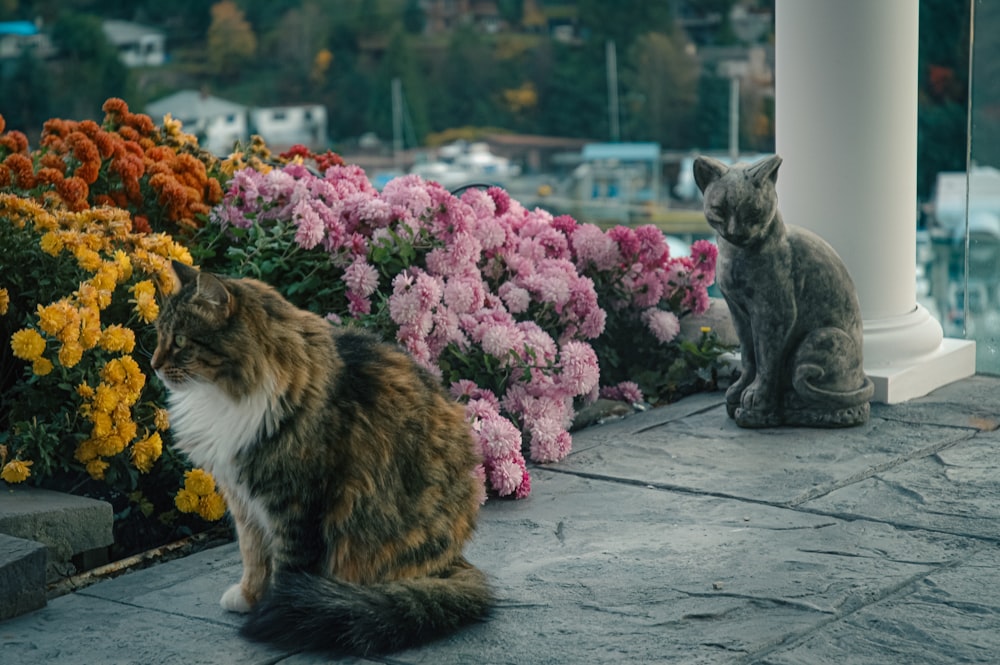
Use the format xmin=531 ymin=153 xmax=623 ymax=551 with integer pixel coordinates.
xmin=0 ymin=21 xmax=39 ymax=36
xmin=582 ymin=142 xmax=661 ymax=162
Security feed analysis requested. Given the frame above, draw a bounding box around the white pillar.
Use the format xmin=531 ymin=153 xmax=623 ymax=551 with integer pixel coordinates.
xmin=775 ymin=0 xmax=975 ymax=403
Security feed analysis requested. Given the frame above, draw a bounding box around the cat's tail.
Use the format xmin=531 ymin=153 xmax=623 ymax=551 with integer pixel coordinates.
xmin=793 ymin=362 xmax=875 ymax=406
xmin=239 ymin=560 xmax=493 ymax=656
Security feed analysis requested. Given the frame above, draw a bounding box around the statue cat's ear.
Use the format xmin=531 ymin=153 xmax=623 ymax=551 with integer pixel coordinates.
xmin=748 ymin=154 xmax=782 ymax=185
xmin=693 ymin=156 xmax=729 ymax=194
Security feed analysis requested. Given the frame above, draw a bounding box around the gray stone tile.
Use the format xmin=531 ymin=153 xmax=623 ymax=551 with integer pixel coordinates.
xmin=873 ymin=374 xmax=1000 ymax=431
xmin=374 ymin=470 xmax=980 ymax=664
xmin=0 ymin=591 xmax=286 ymax=665
xmin=76 ymin=542 xmax=244 ymax=627
xmin=800 ymin=431 xmax=1000 ymax=539
xmin=754 ymin=545 xmax=1000 ymax=665
xmin=556 ymin=407 xmax=974 ymax=506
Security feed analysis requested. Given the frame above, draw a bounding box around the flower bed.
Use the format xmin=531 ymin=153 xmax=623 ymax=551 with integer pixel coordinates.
xmin=0 ymin=99 xmax=727 ymax=555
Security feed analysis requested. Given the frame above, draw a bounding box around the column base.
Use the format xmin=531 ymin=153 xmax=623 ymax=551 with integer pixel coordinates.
xmin=863 ymin=305 xmax=977 ymax=404
xmin=865 ymin=337 xmax=976 ymax=404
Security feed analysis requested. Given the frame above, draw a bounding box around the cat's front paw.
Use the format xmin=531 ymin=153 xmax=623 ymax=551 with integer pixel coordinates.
xmin=220 ymin=583 xmax=253 ymax=613
xmin=735 ymin=383 xmax=782 ymax=427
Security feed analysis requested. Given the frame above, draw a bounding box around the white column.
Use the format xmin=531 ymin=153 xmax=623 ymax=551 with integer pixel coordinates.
xmin=775 ymin=0 xmax=975 ymax=403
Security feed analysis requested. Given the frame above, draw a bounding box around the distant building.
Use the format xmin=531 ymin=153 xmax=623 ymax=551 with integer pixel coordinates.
xmin=101 ymin=20 xmax=166 ymax=67
xmin=145 ymin=90 xmax=249 ymax=156
xmin=145 ymin=90 xmax=330 ymax=156
xmin=0 ymin=20 xmax=55 ymax=60
xmin=249 ymin=105 xmax=329 ymax=153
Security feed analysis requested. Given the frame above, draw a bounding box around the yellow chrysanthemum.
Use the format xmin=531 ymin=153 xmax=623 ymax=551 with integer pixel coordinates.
xmin=95 ymin=287 xmax=112 ymax=310
xmin=80 ymin=307 xmax=101 ymax=349
xmin=74 ymin=283 xmax=99 ymax=309
xmin=86 ymin=459 xmax=109 ymax=480
xmin=75 ymin=438 xmax=100 ymax=463
xmin=131 ymin=280 xmax=159 ymax=323
xmin=92 ymin=383 xmax=119 ymax=413
xmin=99 ymin=325 xmax=135 ymax=353
xmin=168 ymin=244 xmax=193 ymax=265
xmin=96 ymin=434 xmax=125 ymax=457
xmin=91 ymin=411 xmax=113 ymax=439
xmin=119 ymin=356 xmax=145 ymax=393
xmin=74 ymin=246 xmax=103 ymax=272
xmin=56 ymin=309 xmax=81 ymax=344
xmin=1 ymin=459 xmax=32 ymax=483
xmin=76 ymin=382 xmax=95 ymax=399
xmin=58 ymin=341 xmax=84 ymax=368
xmin=37 ymin=301 xmax=70 ymax=337
xmin=91 ymin=264 xmax=118 ymax=293
xmin=174 ymin=488 xmax=200 ymax=513
xmin=0 ymin=288 xmax=9 ymax=316
xmin=115 ymin=416 xmax=137 ymax=443
xmin=197 ymin=493 xmax=227 ymax=521
xmin=113 ymin=250 xmax=133 ymax=282
xmin=132 ymin=279 xmax=156 ymax=300
xmin=184 ymin=468 xmax=216 ymax=497
xmin=32 ymin=357 xmax=54 ymax=376
xmin=153 ymin=408 xmax=170 ymax=431
xmin=131 ymin=432 xmax=162 ymax=473
xmin=11 ymin=328 xmax=46 ymax=361
xmin=39 ymin=232 xmax=64 ymax=256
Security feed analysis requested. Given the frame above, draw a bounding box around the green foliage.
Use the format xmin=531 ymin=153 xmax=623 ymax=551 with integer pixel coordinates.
xmin=592 ymin=315 xmax=730 ymax=406
xmin=195 ymin=218 xmax=347 ymax=317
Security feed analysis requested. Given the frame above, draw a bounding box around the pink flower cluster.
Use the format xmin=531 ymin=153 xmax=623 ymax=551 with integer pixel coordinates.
xmin=212 ymin=164 xmax=716 ymax=499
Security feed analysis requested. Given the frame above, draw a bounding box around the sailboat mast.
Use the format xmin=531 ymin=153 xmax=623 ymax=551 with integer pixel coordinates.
xmin=392 ymin=77 xmax=403 ymax=170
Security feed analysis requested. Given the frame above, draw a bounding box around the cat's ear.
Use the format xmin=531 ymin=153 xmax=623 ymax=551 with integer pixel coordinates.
xmin=194 ymin=271 xmax=232 ymax=315
xmin=748 ymin=154 xmax=782 ymax=185
xmin=167 ymin=260 xmax=199 ymax=295
xmin=693 ymin=156 xmax=729 ymax=194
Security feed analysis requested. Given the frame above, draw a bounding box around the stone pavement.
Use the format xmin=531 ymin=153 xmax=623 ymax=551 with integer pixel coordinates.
xmin=3 ymin=375 xmax=1000 ymax=665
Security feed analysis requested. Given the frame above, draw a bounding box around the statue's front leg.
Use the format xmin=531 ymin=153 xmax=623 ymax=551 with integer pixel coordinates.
xmin=735 ymin=310 xmax=791 ymax=428
xmin=725 ymin=301 xmax=756 ymax=419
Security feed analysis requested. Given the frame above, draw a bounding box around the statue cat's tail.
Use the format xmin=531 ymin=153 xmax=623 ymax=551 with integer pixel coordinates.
xmin=239 ymin=561 xmax=493 ymax=656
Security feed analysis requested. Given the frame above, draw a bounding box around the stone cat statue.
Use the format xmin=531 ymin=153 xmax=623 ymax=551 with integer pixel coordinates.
xmin=693 ymin=154 xmax=874 ymax=428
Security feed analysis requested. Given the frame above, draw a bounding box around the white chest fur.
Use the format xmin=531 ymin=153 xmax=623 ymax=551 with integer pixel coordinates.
xmin=165 ymin=378 xmax=283 ymax=488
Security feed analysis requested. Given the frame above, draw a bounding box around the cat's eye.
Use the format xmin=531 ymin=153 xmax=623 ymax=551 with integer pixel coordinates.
xmin=174 ymin=334 xmax=188 ymax=348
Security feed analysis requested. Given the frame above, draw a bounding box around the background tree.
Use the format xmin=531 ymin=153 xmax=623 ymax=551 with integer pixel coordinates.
xmin=207 ymin=0 xmax=257 ymax=81
xmin=0 ymin=47 xmax=51 ymax=133
xmin=623 ymin=30 xmax=698 ymax=147
xmin=49 ymin=11 xmax=129 ymax=120
xmin=576 ymin=0 xmax=673 ymax=50
xmin=402 ymin=0 xmax=425 ymax=35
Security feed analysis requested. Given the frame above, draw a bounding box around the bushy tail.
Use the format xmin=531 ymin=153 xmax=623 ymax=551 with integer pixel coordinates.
xmin=240 ymin=563 xmax=493 ymax=656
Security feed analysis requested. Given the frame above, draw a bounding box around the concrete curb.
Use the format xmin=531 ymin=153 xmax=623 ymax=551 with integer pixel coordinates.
xmin=0 ymin=533 xmax=46 ymax=620
xmin=0 ymin=486 xmax=113 ymax=619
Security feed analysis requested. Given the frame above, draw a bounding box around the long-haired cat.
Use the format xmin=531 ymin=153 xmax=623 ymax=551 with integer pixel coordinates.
xmin=151 ymin=260 xmax=492 ymax=655
xmin=693 ymin=154 xmax=874 ymax=428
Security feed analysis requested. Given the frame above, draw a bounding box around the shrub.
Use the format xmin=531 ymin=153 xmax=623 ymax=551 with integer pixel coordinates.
xmin=1 ymin=100 xmax=728 ymax=554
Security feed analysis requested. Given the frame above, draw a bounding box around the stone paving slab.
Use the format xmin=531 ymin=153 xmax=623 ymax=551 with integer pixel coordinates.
xmin=755 ymin=544 xmax=1000 ymax=665
xmin=2 ymin=469 xmax=980 ymax=665
xmin=0 ymin=591 xmax=287 ymax=665
xmin=557 ymin=393 xmax=975 ymax=507
xmin=800 ymin=430 xmax=1000 ymax=540
xmin=4 ymin=376 xmax=1000 ymax=665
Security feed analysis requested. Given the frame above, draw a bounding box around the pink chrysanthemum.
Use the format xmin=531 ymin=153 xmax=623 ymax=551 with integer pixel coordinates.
xmin=642 ymin=308 xmax=681 ymax=344
xmin=343 ymin=259 xmax=379 ymax=297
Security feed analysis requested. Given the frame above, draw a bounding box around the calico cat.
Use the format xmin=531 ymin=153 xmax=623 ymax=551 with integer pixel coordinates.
xmin=693 ymin=154 xmax=874 ymax=428
xmin=151 ymin=260 xmax=492 ymax=655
